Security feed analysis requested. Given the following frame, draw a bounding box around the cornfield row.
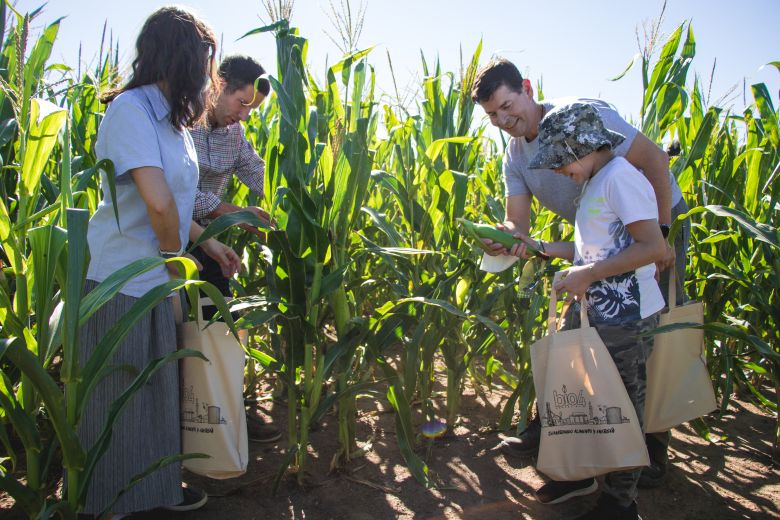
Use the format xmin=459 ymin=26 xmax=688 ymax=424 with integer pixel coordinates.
xmin=0 ymin=5 xmax=777 ymax=517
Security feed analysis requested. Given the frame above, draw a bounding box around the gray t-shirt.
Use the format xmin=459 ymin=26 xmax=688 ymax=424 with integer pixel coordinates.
xmin=87 ymin=84 xmax=199 ymax=297
xmin=503 ymin=97 xmax=682 ymax=224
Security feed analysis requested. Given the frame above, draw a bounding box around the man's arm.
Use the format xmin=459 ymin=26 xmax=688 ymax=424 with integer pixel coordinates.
xmin=624 ymin=133 xmax=672 ymax=226
xmin=205 ymin=127 xmax=271 ymax=233
xmin=624 ymin=133 xmax=675 ymax=271
xmin=234 ymin=126 xmax=265 ymax=197
xmin=193 ymin=189 xmax=223 ymax=222
xmin=504 ymin=193 xmax=533 ymax=234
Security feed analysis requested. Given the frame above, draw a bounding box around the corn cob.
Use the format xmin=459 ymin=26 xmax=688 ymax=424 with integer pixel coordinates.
xmin=456 ymin=218 xmax=540 ymax=254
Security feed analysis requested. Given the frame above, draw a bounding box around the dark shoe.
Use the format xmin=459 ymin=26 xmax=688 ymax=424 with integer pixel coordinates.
xmin=639 ymin=432 xmax=669 ymax=488
xmin=246 ymin=411 xmax=282 ymax=443
xmin=162 ymin=485 xmax=208 ymax=512
xmin=498 ymin=414 xmax=541 ymax=458
xmin=573 ymin=493 xmax=640 ymax=520
xmin=534 ymin=478 xmax=598 ymax=505
xmin=638 ymin=458 xmax=667 ymax=488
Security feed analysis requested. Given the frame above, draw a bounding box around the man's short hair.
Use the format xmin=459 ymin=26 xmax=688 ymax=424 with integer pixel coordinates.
xmin=471 ymin=57 xmax=524 ymax=104
xmin=218 ymin=54 xmax=271 ymax=96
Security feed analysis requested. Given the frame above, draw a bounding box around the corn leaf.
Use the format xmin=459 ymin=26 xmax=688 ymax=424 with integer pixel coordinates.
xmin=21 ymin=99 xmax=67 ymax=196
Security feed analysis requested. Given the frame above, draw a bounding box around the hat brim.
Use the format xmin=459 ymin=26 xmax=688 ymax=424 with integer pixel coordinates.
xmin=528 ymin=128 xmax=626 ymax=171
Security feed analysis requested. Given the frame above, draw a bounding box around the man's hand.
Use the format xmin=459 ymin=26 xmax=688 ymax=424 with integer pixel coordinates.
xmin=208 ymin=202 xmax=275 ymax=239
xmin=481 ymin=222 xmax=535 ymax=258
xmin=200 ymin=238 xmax=242 ymax=277
xmin=238 ymin=206 xmax=275 ymax=240
xmin=553 ymin=265 xmax=595 ymax=301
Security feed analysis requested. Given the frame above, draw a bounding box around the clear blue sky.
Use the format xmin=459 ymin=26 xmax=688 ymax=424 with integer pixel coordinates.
xmin=14 ymin=0 xmax=780 ymax=125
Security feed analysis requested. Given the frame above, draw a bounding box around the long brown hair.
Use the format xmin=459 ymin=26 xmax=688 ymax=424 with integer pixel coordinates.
xmin=101 ymin=6 xmax=218 ymax=129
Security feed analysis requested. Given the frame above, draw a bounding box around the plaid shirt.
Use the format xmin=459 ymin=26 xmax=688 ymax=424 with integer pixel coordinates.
xmin=191 ymin=122 xmax=264 ymax=224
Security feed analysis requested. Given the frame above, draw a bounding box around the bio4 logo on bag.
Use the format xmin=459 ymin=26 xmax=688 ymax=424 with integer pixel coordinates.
xmin=542 ymin=384 xmax=631 ymax=436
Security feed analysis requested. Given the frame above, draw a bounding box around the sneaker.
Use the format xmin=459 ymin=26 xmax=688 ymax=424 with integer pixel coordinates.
xmin=573 ymin=493 xmax=640 ymax=520
xmin=534 ymin=478 xmax=598 ymax=505
xmin=498 ymin=415 xmax=541 ymax=458
xmin=162 ymin=485 xmax=208 ymax=512
xmin=246 ymin=411 xmax=282 ymax=443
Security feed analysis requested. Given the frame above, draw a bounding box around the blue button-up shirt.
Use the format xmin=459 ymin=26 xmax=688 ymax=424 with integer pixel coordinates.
xmin=87 ymin=84 xmax=199 ymax=297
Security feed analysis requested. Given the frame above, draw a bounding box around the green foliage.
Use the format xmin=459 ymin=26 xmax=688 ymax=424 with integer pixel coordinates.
xmin=616 ymin=20 xmax=780 ymax=451
xmin=1 ymin=5 xmax=779 ymax=512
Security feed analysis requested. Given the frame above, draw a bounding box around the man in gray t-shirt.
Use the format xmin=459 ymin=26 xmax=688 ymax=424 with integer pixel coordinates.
xmin=471 ymin=58 xmax=688 ymax=501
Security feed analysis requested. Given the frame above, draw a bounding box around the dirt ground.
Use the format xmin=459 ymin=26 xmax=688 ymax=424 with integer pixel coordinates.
xmin=154 ymin=382 xmax=777 ymax=520
xmin=2 ymin=380 xmax=778 ymax=519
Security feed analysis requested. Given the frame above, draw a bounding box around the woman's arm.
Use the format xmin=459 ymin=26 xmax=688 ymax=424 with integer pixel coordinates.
xmin=130 ymin=167 xmax=181 ymax=252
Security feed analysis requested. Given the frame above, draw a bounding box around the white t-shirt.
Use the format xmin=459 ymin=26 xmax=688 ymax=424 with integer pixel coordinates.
xmin=575 ymin=157 xmax=665 ymax=324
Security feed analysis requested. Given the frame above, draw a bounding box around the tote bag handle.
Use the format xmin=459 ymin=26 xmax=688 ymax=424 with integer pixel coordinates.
xmin=173 ymin=292 xmax=220 ymax=325
xmin=547 ymin=269 xmax=589 ymax=334
xmin=667 ymin=252 xmax=678 ymax=311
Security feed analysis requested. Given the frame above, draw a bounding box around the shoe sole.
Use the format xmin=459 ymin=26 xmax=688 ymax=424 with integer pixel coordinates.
xmin=535 ymin=479 xmax=598 ymax=505
xmin=249 ymin=431 xmax=282 ymax=443
xmin=162 ymin=492 xmax=208 ymax=512
xmin=498 ymin=441 xmax=539 ymax=459
xmin=637 ymin=474 xmax=666 ymax=489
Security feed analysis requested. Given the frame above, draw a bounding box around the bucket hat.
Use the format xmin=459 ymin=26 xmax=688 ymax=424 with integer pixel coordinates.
xmin=528 ymin=102 xmax=625 ymax=170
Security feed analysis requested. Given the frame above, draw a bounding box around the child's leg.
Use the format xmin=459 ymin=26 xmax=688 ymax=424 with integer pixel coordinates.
xmin=593 ymin=313 xmax=659 ymax=507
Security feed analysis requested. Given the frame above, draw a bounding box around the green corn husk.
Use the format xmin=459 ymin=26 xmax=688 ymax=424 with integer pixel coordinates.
xmin=456 ymin=218 xmax=541 ymax=254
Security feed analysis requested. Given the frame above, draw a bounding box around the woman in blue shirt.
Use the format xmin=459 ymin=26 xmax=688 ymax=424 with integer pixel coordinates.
xmin=79 ymin=7 xmax=239 ymax=516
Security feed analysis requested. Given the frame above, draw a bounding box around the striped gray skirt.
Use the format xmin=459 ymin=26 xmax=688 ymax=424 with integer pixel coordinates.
xmin=77 ymin=280 xmax=183 ymax=514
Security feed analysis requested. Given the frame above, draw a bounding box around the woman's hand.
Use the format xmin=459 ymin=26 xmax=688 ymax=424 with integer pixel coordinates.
xmin=200 ymin=238 xmax=241 ymax=278
xmin=553 ymin=264 xmax=596 ymax=301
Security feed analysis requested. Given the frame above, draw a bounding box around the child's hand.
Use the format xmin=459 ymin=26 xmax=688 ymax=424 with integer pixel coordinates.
xmin=553 ymin=264 xmax=596 ymax=300
xmin=507 ymin=229 xmax=539 ymax=259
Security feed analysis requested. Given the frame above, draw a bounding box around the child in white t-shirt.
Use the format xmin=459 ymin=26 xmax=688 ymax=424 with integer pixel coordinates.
xmin=522 ymin=102 xmax=667 ymax=520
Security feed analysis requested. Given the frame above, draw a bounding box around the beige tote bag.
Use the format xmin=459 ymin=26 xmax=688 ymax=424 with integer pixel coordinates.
xmin=176 ymin=296 xmax=248 ymax=479
xmin=531 ymin=272 xmax=649 ymax=481
xmin=644 ymin=268 xmax=717 ymax=433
